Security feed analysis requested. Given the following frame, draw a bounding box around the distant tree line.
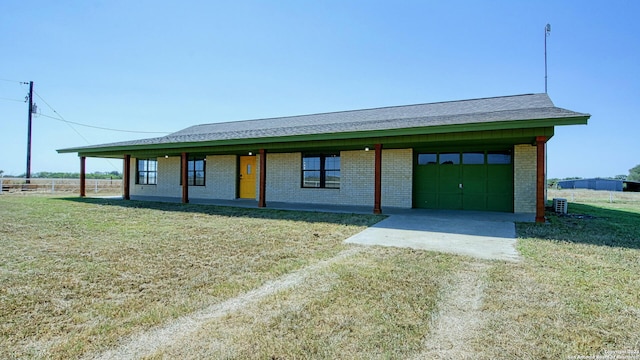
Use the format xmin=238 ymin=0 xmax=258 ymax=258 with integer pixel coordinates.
xmin=629 ymin=164 xmax=640 ymax=182
xmin=2 ymin=171 xmax=123 ymax=179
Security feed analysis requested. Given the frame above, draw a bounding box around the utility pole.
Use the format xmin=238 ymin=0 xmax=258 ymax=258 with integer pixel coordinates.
xmin=25 ymin=81 xmax=34 ymax=183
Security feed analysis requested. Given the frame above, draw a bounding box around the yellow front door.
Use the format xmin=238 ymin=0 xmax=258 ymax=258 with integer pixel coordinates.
xmin=239 ymin=156 xmax=257 ymax=199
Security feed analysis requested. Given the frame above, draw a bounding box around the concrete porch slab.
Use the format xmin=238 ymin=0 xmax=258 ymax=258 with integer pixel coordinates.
xmin=345 ymin=214 xmax=522 ymax=262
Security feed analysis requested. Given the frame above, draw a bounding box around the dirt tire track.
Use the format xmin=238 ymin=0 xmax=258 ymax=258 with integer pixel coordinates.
xmin=87 ymin=247 xmax=365 ymax=360
xmin=413 ymin=261 xmax=489 ymax=360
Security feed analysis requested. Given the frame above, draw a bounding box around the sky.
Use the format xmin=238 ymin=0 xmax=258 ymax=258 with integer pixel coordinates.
xmin=1 ymin=0 xmax=638 ymax=179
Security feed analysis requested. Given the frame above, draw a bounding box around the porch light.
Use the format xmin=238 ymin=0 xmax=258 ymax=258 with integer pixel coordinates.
xmin=164 ymin=155 xmax=169 ymax=158
xmin=364 ymin=147 xmax=370 ymax=151
xmin=248 ymin=151 xmax=253 ymax=156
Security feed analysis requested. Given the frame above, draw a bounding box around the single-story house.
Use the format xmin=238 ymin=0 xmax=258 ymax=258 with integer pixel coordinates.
xmin=58 ymin=93 xmax=590 ymax=222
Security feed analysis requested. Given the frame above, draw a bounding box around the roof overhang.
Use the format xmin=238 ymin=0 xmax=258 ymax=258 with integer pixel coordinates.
xmin=58 ymin=115 xmax=589 ymax=158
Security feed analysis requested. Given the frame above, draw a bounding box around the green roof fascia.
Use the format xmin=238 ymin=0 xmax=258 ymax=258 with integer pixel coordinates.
xmin=70 ymin=127 xmax=556 ymax=160
xmin=62 ymin=116 xmax=587 ymax=157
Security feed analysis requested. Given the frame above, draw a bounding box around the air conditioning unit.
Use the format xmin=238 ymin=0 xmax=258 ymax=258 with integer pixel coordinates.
xmin=553 ymin=198 xmax=568 ymax=214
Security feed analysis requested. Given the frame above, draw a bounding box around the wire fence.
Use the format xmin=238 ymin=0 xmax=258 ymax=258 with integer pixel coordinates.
xmin=0 ymin=178 xmax=123 ymax=195
xmin=548 ymin=189 xmax=640 ymax=205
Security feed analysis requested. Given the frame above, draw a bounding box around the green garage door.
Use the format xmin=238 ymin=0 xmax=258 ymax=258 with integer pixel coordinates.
xmin=413 ymin=151 xmax=513 ymax=212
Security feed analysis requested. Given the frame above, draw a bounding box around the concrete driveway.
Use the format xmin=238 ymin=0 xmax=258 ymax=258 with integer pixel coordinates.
xmin=345 ymin=210 xmax=530 ymax=262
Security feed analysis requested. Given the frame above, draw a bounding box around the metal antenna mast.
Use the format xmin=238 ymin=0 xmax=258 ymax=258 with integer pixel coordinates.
xmin=545 ymin=24 xmax=551 ymax=93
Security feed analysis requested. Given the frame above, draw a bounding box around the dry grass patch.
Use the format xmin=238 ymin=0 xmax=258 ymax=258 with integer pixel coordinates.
xmin=549 ymin=188 xmax=640 ymax=213
xmin=476 ymin=198 xmax=640 ymax=359
xmin=5 ymin=191 xmax=638 ymax=359
xmin=415 ymin=261 xmax=489 ymax=359
xmin=148 ymin=248 xmax=461 ymax=359
xmin=0 ymin=196 xmax=380 ymax=359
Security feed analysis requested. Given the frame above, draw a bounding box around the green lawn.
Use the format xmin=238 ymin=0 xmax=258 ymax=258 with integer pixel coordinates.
xmin=1 ymin=193 xmax=639 ymax=359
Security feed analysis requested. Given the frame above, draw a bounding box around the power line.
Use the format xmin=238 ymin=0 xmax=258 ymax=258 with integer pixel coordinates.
xmin=33 ymin=91 xmax=171 ymax=134
xmin=47 ymin=113 xmax=123 ymax=172
xmin=0 ymin=96 xmax=24 ymax=102
xmin=32 ymin=89 xmax=164 ymax=172
xmin=4 ymin=81 xmax=130 ymax=173
xmin=0 ymin=78 xmax=25 ymax=83
xmin=55 ymin=114 xmax=93 ymax=145
xmin=37 ymin=113 xmax=171 ymax=134
xmin=0 ymin=79 xmax=28 ymax=103
xmin=58 ymin=121 xmax=121 ymax=172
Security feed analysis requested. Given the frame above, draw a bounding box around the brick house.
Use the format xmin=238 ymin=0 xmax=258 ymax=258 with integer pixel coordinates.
xmin=58 ymin=93 xmax=589 ymax=222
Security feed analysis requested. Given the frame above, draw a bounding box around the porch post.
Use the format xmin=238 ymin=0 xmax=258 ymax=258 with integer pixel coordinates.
xmin=181 ymin=152 xmax=189 ymax=204
xmin=258 ymin=148 xmax=267 ymax=208
xmin=79 ymin=156 xmax=86 ymax=197
xmin=536 ymin=136 xmax=548 ymax=223
xmin=123 ymin=155 xmax=130 ymax=200
xmin=373 ymin=143 xmax=382 ymax=214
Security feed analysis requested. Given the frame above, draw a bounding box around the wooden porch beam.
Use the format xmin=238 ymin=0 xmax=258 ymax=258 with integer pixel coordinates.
xmin=259 ymin=149 xmax=267 ymax=208
xmin=79 ymin=156 xmax=86 ymax=197
xmin=123 ymin=155 xmax=130 ymax=200
xmin=536 ymin=136 xmax=548 ymax=223
xmin=181 ymin=152 xmax=189 ymax=204
xmin=373 ymin=143 xmax=382 ymax=214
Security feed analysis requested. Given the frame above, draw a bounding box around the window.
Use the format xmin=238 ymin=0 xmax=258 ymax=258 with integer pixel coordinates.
xmin=487 ymin=151 xmax=512 ymax=164
xmin=439 ymin=153 xmax=460 ymax=165
xmin=302 ymin=154 xmax=340 ymax=189
xmin=463 ymin=152 xmax=485 ymax=164
xmin=418 ymin=153 xmax=437 ymax=165
xmin=182 ymin=156 xmax=206 ymax=186
xmin=137 ymin=158 xmax=157 ymax=185
xmin=417 ymin=151 xmax=512 ymax=166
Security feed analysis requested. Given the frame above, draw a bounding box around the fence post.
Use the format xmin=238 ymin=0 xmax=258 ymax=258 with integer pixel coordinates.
xmin=51 ymin=179 xmax=55 ymax=193
xmin=0 ymin=177 xmax=3 ymax=194
xmin=95 ymin=179 xmax=98 ymax=193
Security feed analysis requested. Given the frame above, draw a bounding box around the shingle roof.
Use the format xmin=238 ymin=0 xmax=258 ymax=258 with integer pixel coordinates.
xmin=59 ymin=93 xmax=590 ymax=152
